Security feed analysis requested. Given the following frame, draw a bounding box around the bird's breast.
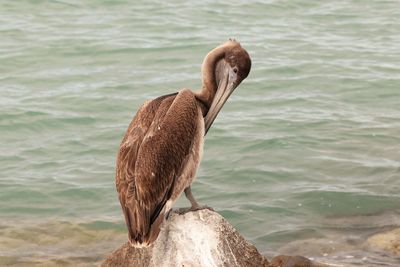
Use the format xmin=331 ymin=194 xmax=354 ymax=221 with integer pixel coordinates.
xmin=169 ymin=104 xmax=205 ymax=202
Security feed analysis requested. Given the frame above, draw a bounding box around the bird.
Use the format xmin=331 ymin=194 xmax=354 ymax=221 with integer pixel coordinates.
xmin=115 ymin=39 xmax=251 ymax=247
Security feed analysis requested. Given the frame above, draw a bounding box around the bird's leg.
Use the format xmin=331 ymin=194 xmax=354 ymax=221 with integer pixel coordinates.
xmin=184 ymin=186 xmax=202 ymax=209
xmin=175 ymin=186 xmax=214 ymax=215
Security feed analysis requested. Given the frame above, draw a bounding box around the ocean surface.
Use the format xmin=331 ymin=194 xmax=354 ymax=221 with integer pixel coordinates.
xmin=1 ymin=0 xmax=400 ymax=266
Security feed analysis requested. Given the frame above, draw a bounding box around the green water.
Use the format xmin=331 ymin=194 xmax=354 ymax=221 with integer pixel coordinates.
xmin=1 ymin=0 xmax=400 ymax=266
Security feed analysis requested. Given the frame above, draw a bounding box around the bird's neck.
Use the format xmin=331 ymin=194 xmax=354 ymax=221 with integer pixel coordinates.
xmin=195 ymin=45 xmax=226 ymax=116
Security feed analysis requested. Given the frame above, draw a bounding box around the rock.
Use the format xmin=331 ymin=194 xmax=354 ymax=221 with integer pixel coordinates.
xmin=269 ymin=255 xmax=341 ymax=267
xmin=269 ymin=255 xmax=313 ymax=267
xmin=101 ymin=209 xmax=269 ymax=267
xmin=366 ymin=228 xmax=400 ymax=255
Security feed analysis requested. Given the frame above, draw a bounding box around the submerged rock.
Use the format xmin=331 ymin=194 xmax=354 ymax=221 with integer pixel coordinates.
xmin=366 ymin=227 xmax=400 ymax=255
xmin=269 ymin=255 xmax=313 ymax=267
xmin=101 ymin=209 xmax=269 ymax=267
xmin=269 ymin=255 xmax=340 ymax=267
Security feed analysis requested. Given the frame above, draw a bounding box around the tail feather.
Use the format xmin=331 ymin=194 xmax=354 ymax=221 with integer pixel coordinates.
xmin=125 ymin=176 xmax=176 ymax=247
xmin=126 ymin=202 xmax=166 ymax=247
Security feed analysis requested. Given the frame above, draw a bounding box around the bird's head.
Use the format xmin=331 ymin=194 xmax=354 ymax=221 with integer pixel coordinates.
xmin=200 ymin=39 xmax=252 ymax=133
xmin=215 ymin=39 xmax=252 ymax=87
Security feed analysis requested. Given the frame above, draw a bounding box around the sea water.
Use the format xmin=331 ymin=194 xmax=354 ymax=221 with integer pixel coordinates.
xmin=1 ymin=0 xmax=400 ymax=266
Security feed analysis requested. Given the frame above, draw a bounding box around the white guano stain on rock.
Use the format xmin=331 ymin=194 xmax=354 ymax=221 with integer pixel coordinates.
xmin=150 ymin=212 xmax=220 ymax=267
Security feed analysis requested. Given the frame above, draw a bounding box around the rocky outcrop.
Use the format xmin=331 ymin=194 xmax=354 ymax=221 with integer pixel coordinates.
xmin=101 ymin=209 xmax=269 ymax=267
xmin=102 ymin=210 xmax=340 ymax=267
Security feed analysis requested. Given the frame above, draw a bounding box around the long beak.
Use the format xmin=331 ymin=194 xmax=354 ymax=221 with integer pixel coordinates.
xmin=204 ymin=69 xmax=237 ymax=134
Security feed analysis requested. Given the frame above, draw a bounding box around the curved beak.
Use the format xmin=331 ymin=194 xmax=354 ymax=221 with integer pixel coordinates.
xmin=204 ymin=67 xmax=237 ymax=134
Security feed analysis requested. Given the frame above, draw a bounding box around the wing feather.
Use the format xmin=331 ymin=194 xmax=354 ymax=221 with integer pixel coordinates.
xmin=116 ymin=90 xmax=200 ymax=246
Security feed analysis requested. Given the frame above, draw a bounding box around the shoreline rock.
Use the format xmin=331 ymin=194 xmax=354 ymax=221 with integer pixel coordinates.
xmin=101 ymin=209 xmax=339 ymax=267
xmin=101 ymin=210 xmax=268 ymax=267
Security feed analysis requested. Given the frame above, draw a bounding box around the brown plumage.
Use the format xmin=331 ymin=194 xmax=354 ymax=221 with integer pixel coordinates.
xmin=116 ymin=39 xmax=251 ymax=247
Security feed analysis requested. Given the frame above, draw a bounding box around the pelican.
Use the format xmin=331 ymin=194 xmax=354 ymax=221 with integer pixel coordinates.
xmin=116 ymin=39 xmax=251 ymax=247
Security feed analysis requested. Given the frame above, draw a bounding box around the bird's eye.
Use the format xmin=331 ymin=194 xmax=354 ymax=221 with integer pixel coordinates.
xmin=233 ymin=67 xmax=238 ymax=73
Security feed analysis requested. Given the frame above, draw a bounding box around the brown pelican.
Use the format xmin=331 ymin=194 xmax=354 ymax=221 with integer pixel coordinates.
xmin=116 ymin=39 xmax=251 ymax=247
